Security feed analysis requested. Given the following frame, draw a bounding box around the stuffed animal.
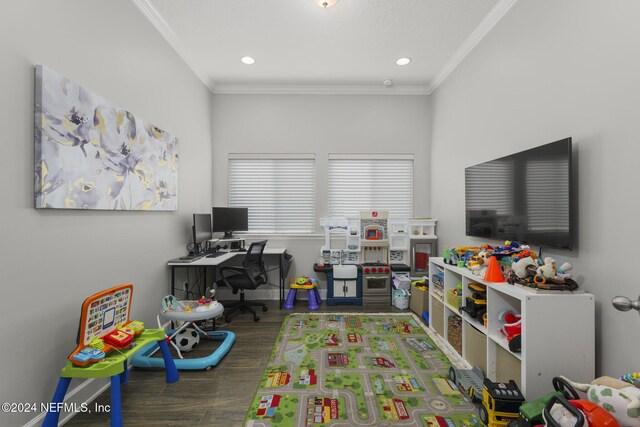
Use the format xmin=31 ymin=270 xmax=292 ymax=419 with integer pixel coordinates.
xmin=535 ymin=257 xmax=557 ymax=284
xmin=512 ymin=256 xmax=538 ymax=279
xmin=554 ymin=262 xmax=574 ymax=281
xmin=561 ymin=375 xmax=640 ymax=426
xmin=469 ymin=249 xmax=492 ymax=276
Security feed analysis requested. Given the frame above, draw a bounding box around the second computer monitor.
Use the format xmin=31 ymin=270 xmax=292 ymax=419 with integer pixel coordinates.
xmin=212 ymin=207 xmax=248 ymax=239
xmin=193 ymin=213 xmax=213 ymax=253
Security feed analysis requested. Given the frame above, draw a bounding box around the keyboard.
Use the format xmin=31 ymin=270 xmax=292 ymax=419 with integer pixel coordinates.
xmin=206 ymin=252 xmax=224 ymax=258
xmin=169 ymin=255 xmax=203 ymax=263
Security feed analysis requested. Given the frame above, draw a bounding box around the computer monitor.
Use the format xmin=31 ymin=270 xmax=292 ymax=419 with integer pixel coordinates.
xmin=192 ymin=213 xmax=213 ymax=254
xmin=212 ymin=207 xmax=248 ymax=239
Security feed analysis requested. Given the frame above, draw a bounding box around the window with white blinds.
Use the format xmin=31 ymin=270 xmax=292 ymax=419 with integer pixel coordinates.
xmin=328 ymin=155 xmax=414 ymax=218
xmin=526 ymin=158 xmax=569 ymax=231
xmin=465 ymin=159 xmax=513 ymax=216
xmin=228 ymin=155 xmax=315 ymax=233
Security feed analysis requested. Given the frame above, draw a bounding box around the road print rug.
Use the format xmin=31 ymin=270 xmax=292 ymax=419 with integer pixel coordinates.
xmin=244 ymin=313 xmax=482 ymax=426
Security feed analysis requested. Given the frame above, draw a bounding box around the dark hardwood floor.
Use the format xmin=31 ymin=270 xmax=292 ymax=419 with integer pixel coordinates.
xmin=65 ymin=300 xmax=408 ymax=427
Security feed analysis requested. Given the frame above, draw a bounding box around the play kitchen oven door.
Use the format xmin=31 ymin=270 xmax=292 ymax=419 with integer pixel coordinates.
xmin=362 ymin=264 xmax=391 ymax=305
xmin=410 ymin=237 xmax=437 ymax=277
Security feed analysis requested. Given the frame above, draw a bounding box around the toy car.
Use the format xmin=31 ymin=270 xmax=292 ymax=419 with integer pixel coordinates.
xmin=479 ymin=378 xmax=525 ymax=427
xmin=461 ymin=293 xmax=487 ymax=322
xmin=449 ymin=365 xmax=484 ymax=402
xmin=507 ymin=377 xmax=580 ymax=427
xmin=543 ymin=394 xmax=619 ymax=427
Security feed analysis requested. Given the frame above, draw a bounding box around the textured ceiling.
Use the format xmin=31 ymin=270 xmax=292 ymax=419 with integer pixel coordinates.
xmin=144 ymin=0 xmax=501 ymax=91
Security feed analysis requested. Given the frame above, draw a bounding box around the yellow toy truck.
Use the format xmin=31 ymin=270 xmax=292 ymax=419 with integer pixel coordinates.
xmin=479 ymin=378 xmax=525 ymax=426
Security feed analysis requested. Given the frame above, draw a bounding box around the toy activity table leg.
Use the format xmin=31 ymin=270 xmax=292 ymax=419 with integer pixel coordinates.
xmin=42 ymin=377 xmax=72 ymax=427
xmin=43 ymin=337 xmax=178 ymax=427
xmin=111 ymin=374 xmax=123 ymax=427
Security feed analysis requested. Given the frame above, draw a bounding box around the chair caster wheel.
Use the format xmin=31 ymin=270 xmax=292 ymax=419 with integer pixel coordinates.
xmin=254 ymin=315 xmax=260 ymax=322
xmin=262 ymin=306 xmax=268 ymax=312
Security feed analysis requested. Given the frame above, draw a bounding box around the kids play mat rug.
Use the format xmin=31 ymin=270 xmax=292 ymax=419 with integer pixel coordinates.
xmin=244 ymin=313 xmax=482 ymax=426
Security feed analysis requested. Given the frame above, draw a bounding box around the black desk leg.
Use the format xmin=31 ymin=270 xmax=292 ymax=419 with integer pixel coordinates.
xmin=279 ymin=254 xmax=284 ymax=309
xmin=171 ymin=266 xmax=176 ymax=296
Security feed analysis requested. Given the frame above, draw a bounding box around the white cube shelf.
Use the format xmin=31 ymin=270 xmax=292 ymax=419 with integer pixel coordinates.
xmin=426 ymin=257 xmax=594 ymax=399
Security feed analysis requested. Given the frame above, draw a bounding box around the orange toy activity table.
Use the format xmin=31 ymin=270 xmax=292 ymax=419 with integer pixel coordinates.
xmin=43 ymin=284 xmax=179 ymax=427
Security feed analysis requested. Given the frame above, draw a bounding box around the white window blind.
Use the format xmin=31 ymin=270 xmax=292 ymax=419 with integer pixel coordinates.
xmin=328 ymin=155 xmax=413 ymax=218
xmin=228 ymin=155 xmax=316 ymax=233
xmin=465 ymin=160 xmax=513 ymax=216
xmin=526 ymin=159 xmax=569 ymax=231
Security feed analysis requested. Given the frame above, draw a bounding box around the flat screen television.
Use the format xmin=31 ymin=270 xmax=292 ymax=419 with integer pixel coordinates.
xmin=212 ymin=207 xmax=248 ymax=239
xmin=465 ymin=138 xmax=573 ymax=250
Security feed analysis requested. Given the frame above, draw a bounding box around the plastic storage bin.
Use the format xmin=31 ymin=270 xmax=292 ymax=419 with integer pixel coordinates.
xmin=409 ymin=282 xmax=429 ymax=314
xmin=446 ymin=289 xmax=462 ymax=310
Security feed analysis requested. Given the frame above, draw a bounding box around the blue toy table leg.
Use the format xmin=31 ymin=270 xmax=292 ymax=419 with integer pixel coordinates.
xmin=42 ymin=376 xmax=72 ymax=427
xmin=110 ymin=375 xmax=123 ymax=427
xmin=120 ymin=360 xmax=129 ymax=385
xmin=157 ymin=338 xmax=179 ymax=383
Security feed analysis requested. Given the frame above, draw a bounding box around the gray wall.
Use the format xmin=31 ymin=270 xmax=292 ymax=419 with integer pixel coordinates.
xmin=0 ymin=1 xmax=213 ymax=425
xmin=211 ymin=94 xmax=430 ymax=298
xmin=430 ymin=0 xmax=640 ymax=376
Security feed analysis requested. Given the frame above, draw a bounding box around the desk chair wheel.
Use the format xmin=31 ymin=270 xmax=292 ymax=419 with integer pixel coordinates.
xmin=254 ymin=315 xmax=260 ymax=322
xmin=262 ymin=306 xmax=268 ymax=312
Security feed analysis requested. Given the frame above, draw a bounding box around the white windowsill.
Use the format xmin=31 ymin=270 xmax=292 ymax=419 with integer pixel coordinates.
xmin=224 ymin=233 xmax=325 ymax=240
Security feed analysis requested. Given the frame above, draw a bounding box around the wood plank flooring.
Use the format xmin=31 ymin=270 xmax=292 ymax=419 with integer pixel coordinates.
xmin=65 ymin=300 xmax=407 ymax=427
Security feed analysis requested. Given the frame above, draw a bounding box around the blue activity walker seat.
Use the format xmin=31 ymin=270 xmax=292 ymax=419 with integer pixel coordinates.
xmin=131 ymin=293 xmax=235 ymax=370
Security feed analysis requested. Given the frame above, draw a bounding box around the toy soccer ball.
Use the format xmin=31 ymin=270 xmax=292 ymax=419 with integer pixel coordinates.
xmin=175 ymin=328 xmax=200 ymax=352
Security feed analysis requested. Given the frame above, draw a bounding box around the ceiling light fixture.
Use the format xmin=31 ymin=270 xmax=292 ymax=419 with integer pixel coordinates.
xmin=314 ymin=0 xmax=337 ymax=8
xmin=241 ymin=56 xmax=255 ymax=65
xmin=396 ymin=57 xmax=411 ymax=66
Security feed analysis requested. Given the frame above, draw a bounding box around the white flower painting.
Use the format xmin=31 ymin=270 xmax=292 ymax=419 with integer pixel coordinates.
xmin=34 ymin=65 xmax=178 ymax=210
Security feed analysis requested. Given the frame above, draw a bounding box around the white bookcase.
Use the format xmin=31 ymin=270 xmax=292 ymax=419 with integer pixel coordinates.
xmin=428 ymin=257 xmax=595 ymax=399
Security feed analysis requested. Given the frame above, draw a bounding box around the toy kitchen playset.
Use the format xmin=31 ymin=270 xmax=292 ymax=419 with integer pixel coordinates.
xmin=315 ymin=212 xmax=437 ymax=307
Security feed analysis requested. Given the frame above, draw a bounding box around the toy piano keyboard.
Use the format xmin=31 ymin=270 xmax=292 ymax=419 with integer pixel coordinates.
xmin=131 ymin=293 xmax=235 ymax=370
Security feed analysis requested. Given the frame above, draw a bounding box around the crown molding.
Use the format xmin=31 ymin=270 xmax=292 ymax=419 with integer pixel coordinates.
xmin=426 ymin=0 xmax=519 ymax=95
xmin=133 ymin=0 xmax=516 ymax=97
xmin=211 ymin=84 xmax=430 ymax=95
xmin=131 ymin=0 xmax=213 ymax=91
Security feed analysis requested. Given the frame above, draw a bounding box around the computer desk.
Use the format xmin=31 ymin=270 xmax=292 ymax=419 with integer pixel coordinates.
xmin=167 ymin=248 xmax=288 ymax=309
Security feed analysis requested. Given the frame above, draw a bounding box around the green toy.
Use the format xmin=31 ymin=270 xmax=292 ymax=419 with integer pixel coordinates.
xmin=507 ymin=377 xmax=579 ymax=427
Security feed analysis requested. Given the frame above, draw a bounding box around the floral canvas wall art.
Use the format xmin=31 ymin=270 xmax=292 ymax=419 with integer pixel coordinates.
xmin=34 ymin=65 xmax=178 ymax=210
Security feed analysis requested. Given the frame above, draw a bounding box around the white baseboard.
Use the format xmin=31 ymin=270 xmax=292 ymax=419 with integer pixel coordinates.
xmin=23 ymin=378 xmax=110 ymax=427
xmin=215 ymin=285 xmax=327 ymax=301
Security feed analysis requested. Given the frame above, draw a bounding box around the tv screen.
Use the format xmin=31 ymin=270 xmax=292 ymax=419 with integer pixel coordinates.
xmin=465 ymin=138 xmax=573 ymax=250
xmin=212 ymin=207 xmax=248 ymax=238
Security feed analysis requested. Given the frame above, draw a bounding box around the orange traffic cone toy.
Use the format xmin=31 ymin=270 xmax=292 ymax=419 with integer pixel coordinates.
xmin=484 ymin=256 xmax=505 ymax=282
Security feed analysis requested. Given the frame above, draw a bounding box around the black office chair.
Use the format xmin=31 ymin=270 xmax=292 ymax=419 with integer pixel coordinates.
xmin=218 ymin=240 xmax=269 ymax=322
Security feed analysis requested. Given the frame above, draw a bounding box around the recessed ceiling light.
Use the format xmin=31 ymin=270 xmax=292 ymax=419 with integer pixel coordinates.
xmin=396 ymin=57 xmax=411 ymax=66
xmin=241 ymin=56 xmax=255 ymax=65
